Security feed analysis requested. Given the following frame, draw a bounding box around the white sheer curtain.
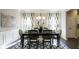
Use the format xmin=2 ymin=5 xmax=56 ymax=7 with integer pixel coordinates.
xmin=21 ymin=13 xmax=32 ymax=31
xmin=26 ymin=17 xmax=32 ymax=30
xmin=49 ymin=13 xmax=58 ymax=30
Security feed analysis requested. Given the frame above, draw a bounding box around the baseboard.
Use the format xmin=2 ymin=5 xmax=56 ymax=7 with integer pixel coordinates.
xmin=67 ymin=38 xmax=77 ymax=40
xmin=61 ymin=37 xmax=67 ymax=41
xmin=7 ymin=39 xmax=20 ymax=49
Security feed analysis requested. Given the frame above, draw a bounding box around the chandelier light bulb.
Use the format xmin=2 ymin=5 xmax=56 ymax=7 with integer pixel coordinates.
xmin=42 ymin=16 xmax=45 ymax=19
xmin=36 ymin=17 xmax=38 ymax=19
xmin=38 ymin=16 xmax=41 ymax=19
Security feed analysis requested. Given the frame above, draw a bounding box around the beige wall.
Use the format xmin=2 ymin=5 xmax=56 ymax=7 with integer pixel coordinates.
xmin=66 ymin=10 xmax=79 ymax=38
xmin=66 ymin=10 xmax=77 ymax=38
xmin=0 ymin=9 xmax=21 ymax=29
xmin=77 ymin=10 xmax=79 ymax=37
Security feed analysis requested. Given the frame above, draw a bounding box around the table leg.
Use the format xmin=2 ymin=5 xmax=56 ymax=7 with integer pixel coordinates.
xmin=57 ymin=35 xmax=60 ymax=47
xmin=21 ymin=36 xmax=24 ymax=49
xmin=28 ymin=39 xmax=30 ymax=49
xmin=51 ymin=38 xmax=53 ymax=47
xmin=43 ymin=40 xmax=44 ymax=49
xmin=36 ymin=40 xmax=38 ymax=49
xmin=50 ymin=39 xmax=52 ymax=49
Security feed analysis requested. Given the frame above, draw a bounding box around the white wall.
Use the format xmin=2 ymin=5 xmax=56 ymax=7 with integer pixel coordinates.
xmin=60 ymin=12 xmax=67 ymax=40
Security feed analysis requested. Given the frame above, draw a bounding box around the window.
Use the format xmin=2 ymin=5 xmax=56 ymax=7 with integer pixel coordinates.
xmin=26 ymin=17 xmax=32 ymax=30
xmin=49 ymin=14 xmax=58 ymax=30
xmin=22 ymin=13 xmax=32 ymax=31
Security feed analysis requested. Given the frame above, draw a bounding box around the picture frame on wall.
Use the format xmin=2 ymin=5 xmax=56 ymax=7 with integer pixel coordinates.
xmin=1 ymin=13 xmax=16 ymax=28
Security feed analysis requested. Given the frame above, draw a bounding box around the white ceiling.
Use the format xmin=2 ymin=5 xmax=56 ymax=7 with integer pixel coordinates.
xmin=20 ymin=9 xmax=69 ymax=13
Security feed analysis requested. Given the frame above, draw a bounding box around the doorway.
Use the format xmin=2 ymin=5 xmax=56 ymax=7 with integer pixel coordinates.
xmin=66 ymin=10 xmax=77 ymax=39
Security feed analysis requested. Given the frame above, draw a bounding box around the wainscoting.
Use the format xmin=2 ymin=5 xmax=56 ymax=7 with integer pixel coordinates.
xmin=0 ymin=29 xmax=19 ymax=49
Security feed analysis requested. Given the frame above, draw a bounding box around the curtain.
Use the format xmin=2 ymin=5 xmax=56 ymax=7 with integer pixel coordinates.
xmin=26 ymin=17 xmax=32 ymax=30
xmin=49 ymin=13 xmax=60 ymax=31
xmin=21 ymin=13 xmax=32 ymax=31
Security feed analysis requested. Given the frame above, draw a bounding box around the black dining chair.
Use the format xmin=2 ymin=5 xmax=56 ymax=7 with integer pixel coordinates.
xmin=42 ymin=30 xmax=52 ymax=49
xmin=43 ymin=27 xmax=48 ymax=30
xmin=28 ymin=30 xmax=39 ymax=49
xmin=51 ymin=30 xmax=62 ymax=47
xmin=19 ymin=29 xmax=30 ymax=48
xmin=19 ymin=29 xmax=23 ymax=46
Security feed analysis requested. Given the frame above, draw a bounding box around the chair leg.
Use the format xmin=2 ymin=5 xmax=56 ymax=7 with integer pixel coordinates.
xmin=21 ymin=37 xmax=24 ymax=49
xmin=50 ymin=39 xmax=52 ymax=49
xmin=51 ymin=39 xmax=53 ymax=47
xmin=28 ymin=40 xmax=31 ymax=49
xmin=43 ymin=40 xmax=44 ymax=49
xmin=36 ymin=40 xmax=38 ymax=49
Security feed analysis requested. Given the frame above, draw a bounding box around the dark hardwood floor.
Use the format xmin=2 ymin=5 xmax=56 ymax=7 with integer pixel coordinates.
xmin=65 ymin=38 xmax=78 ymax=49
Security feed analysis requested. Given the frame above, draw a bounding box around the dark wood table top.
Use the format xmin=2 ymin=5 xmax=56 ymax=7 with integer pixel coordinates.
xmin=22 ymin=32 xmax=60 ymax=36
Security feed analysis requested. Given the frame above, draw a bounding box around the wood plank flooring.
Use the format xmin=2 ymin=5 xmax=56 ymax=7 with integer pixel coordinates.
xmin=66 ymin=38 xmax=78 ymax=49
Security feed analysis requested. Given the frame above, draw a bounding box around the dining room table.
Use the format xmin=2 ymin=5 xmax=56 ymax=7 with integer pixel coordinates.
xmin=20 ymin=30 xmax=60 ymax=49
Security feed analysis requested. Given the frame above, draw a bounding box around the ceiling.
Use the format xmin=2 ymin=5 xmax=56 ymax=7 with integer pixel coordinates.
xmin=20 ymin=9 xmax=70 ymax=13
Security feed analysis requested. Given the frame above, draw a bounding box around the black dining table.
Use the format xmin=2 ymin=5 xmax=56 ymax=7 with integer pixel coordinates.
xmin=21 ymin=32 xmax=60 ymax=49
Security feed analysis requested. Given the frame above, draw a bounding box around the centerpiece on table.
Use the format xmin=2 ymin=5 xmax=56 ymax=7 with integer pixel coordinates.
xmin=39 ymin=26 xmax=43 ymax=33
